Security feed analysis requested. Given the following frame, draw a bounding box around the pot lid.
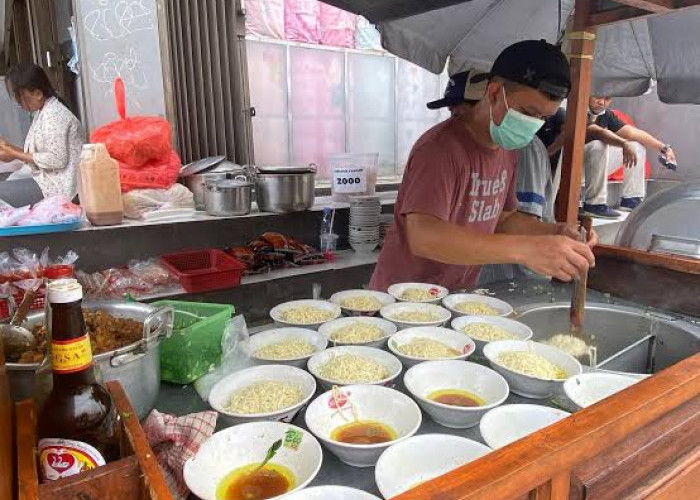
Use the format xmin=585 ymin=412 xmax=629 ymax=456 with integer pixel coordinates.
xmin=256 ymin=164 xmax=316 ymax=174
xmin=210 ymin=161 xmax=246 ymax=173
xmin=180 ymin=156 xmax=226 ymax=177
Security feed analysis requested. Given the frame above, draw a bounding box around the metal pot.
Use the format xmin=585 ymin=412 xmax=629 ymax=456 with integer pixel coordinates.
xmin=254 ymin=165 xmax=316 ymax=213
xmin=515 ymin=302 xmax=700 ymax=375
xmin=184 ymin=162 xmax=248 ymax=210
xmin=204 ymin=177 xmax=253 ymax=217
xmin=6 ymin=301 xmax=173 ymax=419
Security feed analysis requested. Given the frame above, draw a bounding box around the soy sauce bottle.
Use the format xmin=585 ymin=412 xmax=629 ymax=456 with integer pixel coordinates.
xmin=36 ymin=280 xmax=121 ymax=482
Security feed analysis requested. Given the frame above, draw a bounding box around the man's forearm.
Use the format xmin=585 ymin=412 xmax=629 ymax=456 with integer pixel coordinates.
xmin=497 ymin=211 xmax=560 ymax=236
xmin=406 ymin=213 xmax=528 ymax=266
xmin=586 ymin=124 xmax=626 ymax=147
xmin=618 ymin=127 xmax=665 ymax=152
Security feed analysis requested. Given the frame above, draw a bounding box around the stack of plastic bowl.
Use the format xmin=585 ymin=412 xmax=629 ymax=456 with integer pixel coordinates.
xmin=349 ymin=196 xmax=381 ymax=253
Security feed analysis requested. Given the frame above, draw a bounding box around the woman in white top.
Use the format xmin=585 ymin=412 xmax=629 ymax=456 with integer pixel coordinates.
xmin=0 ymin=63 xmax=83 ymax=207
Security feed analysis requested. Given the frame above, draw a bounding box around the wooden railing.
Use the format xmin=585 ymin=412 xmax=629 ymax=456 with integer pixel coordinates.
xmin=393 ymin=353 xmax=700 ymax=500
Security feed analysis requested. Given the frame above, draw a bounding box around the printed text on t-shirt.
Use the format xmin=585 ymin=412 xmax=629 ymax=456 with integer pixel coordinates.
xmin=468 ymin=170 xmax=508 ymax=223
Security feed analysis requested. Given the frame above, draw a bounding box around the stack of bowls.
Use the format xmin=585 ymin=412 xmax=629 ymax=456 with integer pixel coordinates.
xmin=349 ymin=196 xmax=381 ymax=253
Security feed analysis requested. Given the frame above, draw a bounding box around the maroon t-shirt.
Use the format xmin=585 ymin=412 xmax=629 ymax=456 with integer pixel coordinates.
xmin=370 ymin=118 xmax=517 ymax=292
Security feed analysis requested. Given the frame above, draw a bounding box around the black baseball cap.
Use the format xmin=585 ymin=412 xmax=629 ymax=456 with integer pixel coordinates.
xmin=490 ymin=39 xmax=571 ymax=99
xmin=426 ymin=71 xmax=489 ymax=109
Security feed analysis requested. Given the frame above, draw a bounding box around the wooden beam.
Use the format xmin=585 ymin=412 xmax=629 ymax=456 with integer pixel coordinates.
xmin=589 ymin=5 xmax=656 ymax=25
xmin=588 ymin=0 xmax=700 ymax=26
xmin=556 ymin=0 xmax=595 ymax=223
xmin=609 ymin=0 xmax=673 ymax=13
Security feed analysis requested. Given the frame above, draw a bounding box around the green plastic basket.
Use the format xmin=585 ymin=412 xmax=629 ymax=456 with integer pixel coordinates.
xmin=154 ymin=300 xmax=234 ymax=384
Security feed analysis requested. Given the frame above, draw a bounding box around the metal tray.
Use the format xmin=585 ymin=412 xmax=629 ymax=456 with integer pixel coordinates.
xmin=648 ymin=234 xmax=700 ymax=260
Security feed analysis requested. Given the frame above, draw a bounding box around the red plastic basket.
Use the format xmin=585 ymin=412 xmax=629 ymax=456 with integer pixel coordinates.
xmin=160 ymin=249 xmax=246 ymax=293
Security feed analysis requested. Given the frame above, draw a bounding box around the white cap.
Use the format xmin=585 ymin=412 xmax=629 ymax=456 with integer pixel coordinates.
xmin=47 ymin=279 xmax=83 ymax=304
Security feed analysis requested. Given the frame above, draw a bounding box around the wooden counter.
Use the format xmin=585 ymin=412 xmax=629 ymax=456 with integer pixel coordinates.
xmin=394 ymin=353 xmax=699 ymax=500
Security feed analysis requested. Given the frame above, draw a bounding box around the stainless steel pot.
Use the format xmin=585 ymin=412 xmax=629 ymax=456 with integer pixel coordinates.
xmin=204 ymin=177 xmax=253 ymax=217
xmin=7 ymin=301 xmax=173 ymax=419
xmin=184 ymin=163 xmax=248 ymax=210
xmin=254 ymin=165 xmax=316 ymax=213
xmin=515 ymin=302 xmax=700 ymax=375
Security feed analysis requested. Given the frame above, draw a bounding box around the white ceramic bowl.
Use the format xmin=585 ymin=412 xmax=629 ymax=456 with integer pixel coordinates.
xmin=388 ymin=282 xmax=449 ymax=304
xmin=479 ymin=404 xmax=570 ymax=449
xmin=319 ymin=316 xmax=397 ymax=349
xmin=375 ymin=434 xmax=491 ymax=499
xmin=380 ymin=302 xmax=452 ymax=330
xmin=483 ymin=340 xmax=583 ymax=398
xmin=243 ymin=328 xmax=328 ymax=368
xmin=304 ymin=384 xmax=422 ymax=468
xmin=451 ymin=315 xmax=533 ymax=356
xmin=387 ymin=327 xmax=475 ymax=368
xmin=564 ymin=372 xmax=639 ymax=409
xmin=307 ymin=345 xmax=403 ymax=391
xmin=329 ymin=289 xmax=396 ymax=316
xmin=270 ymin=299 xmax=342 ymax=329
xmin=208 ymin=365 xmax=317 ymax=426
xmin=283 ymin=486 xmax=381 ymax=500
xmin=183 ymin=422 xmax=323 ymax=500
xmin=403 ymin=360 xmax=509 ymax=428
xmin=442 ymin=293 xmax=513 ymax=317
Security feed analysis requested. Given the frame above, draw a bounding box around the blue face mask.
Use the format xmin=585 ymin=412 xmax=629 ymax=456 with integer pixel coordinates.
xmin=489 ymin=88 xmax=545 ymax=150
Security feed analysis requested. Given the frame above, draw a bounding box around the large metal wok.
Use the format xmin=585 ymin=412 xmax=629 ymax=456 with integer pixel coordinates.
xmin=515 ymin=303 xmax=700 ymax=374
xmin=6 ymin=300 xmax=173 ymax=419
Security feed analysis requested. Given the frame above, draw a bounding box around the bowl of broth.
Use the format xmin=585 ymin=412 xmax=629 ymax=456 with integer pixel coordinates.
xmin=403 ymin=360 xmax=510 ymax=428
xmin=183 ymin=422 xmax=323 ymax=500
xmin=304 ymin=384 xmax=422 ymax=467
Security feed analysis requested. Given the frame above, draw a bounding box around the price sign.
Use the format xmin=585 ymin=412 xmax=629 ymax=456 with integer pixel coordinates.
xmin=333 ymin=166 xmax=367 ymax=194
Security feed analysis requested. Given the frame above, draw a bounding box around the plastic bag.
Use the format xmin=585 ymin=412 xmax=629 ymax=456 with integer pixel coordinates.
xmin=127 ymin=259 xmax=176 ymax=287
xmin=16 ymin=197 xmax=83 ymax=226
xmin=320 ymin=3 xmax=356 ymax=48
xmin=194 ymin=315 xmax=254 ymax=401
xmin=90 ymin=78 xmax=172 ymax=168
xmin=122 ymin=184 xmax=195 ymax=219
xmin=285 ymin=0 xmax=321 ymax=43
xmin=0 ymin=205 xmax=30 ymax=227
xmin=119 ymin=150 xmax=182 ymax=193
xmin=246 ymin=0 xmax=284 ymax=39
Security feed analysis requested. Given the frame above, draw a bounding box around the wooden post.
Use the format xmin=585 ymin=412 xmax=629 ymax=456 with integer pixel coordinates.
xmin=556 ymin=0 xmax=597 ymax=223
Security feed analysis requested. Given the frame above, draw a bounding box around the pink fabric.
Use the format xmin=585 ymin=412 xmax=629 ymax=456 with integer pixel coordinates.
xmin=284 ymin=0 xmax=321 ymax=43
xmin=320 ymin=3 xmax=357 ymax=48
xmin=143 ymin=409 xmax=218 ymax=500
xmin=370 ymin=118 xmax=518 ymax=292
xmin=246 ymin=0 xmax=285 ymax=39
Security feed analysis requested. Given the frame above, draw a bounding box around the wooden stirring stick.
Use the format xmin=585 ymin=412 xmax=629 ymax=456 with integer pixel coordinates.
xmin=570 ymin=216 xmax=593 ymax=333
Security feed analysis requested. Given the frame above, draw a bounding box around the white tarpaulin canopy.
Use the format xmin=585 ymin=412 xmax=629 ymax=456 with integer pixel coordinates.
xmin=322 ymin=0 xmax=700 ymax=104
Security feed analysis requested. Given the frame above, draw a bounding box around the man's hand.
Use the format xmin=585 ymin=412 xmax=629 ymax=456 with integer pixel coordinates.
xmin=664 ymin=146 xmax=677 ymax=164
xmin=555 ymin=222 xmax=599 ymax=247
xmin=622 ymin=141 xmax=637 ymax=168
xmin=519 ymin=235 xmax=595 ymax=282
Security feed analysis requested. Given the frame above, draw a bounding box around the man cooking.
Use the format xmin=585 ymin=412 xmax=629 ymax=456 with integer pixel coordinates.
xmin=370 ymin=40 xmax=597 ymax=292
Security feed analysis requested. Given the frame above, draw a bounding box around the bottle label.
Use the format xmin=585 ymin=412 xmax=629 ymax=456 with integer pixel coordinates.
xmin=51 ymin=334 xmax=93 ymax=373
xmin=38 ymin=438 xmax=106 ymax=481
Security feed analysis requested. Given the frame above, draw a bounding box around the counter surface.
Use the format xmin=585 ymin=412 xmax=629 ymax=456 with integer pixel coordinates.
xmin=154 ymin=279 xmax=696 ymax=499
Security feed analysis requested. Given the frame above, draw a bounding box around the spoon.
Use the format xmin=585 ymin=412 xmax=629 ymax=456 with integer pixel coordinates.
xmin=0 ymin=288 xmax=38 ymax=361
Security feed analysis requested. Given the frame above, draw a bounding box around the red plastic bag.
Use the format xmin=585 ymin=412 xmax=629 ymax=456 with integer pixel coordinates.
xmin=119 ymin=150 xmax=181 ymax=193
xmin=90 ymin=78 xmax=172 ymax=168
